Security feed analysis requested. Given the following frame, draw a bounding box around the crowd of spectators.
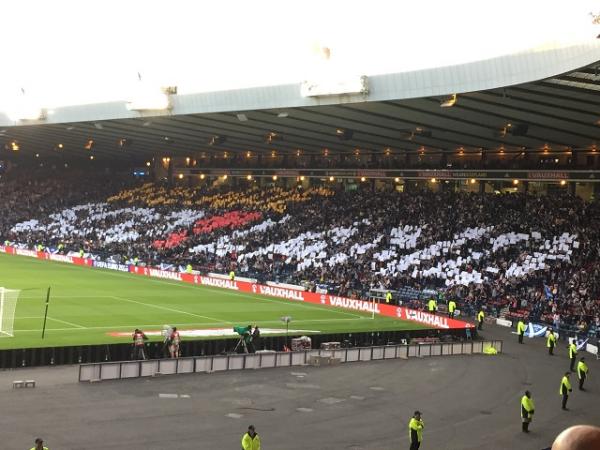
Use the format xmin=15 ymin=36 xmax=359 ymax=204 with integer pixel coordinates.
xmin=1 ymin=171 xmax=599 ymax=338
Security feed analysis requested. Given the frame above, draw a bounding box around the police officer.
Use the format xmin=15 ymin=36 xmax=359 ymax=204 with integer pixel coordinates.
xmin=517 ymin=319 xmax=526 ymax=344
xmin=520 ymin=390 xmax=535 ymax=433
xmin=477 ymin=309 xmax=485 ymax=330
xmin=547 ymin=329 xmax=557 ymax=355
xmin=448 ymin=299 xmax=457 ymax=318
xmin=385 ymin=291 xmax=393 ymax=304
xmin=560 ymin=371 xmax=573 ymax=410
xmin=241 ymin=425 xmax=261 ymax=450
xmin=568 ymin=340 xmax=578 ymax=372
xmin=408 ymin=411 xmax=424 ymax=450
xmin=427 ymin=298 xmax=437 ymax=314
xmin=577 ymin=357 xmax=589 ymax=391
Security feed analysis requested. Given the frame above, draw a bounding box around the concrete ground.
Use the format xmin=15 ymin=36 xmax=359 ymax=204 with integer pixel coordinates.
xmin=1 ymin=324 xmax=599 ymax=450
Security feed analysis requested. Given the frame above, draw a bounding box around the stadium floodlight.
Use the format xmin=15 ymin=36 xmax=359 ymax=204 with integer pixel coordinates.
xmin=126 ymin=84 xmax=174 ymax=112
xmin=0 ymin=287 xmax=20 ymax=337
xmin=440 ymin=94 xmax=457 ymax=108
xmin=301 ymin=75 xmax=368 ymax=97
xmin=335 ymin=128 xmax=353 ymax=141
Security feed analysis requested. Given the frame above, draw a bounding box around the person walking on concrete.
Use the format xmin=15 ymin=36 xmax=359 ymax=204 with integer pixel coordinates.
xmin=547 ymin=329 xmax=557 ymax=356
xmin=577 ymin=357 xmax=589 ymax=391
xmin=520 ymin=390 xmax=535 ymax=433
xmin=241 ymin=425 xmax=261 ymax=450
xmin=409 ymin=411 xmax=424 ymax=450
xmin=560 ymin=372 xmax=573 ymax=410
xmin=30 ymin=438 xmax=48 ymax=450
xmin=568 ymin=341 xmax=578 ymax=372
xmin=517 ymin=320 xmax=526 ymax=344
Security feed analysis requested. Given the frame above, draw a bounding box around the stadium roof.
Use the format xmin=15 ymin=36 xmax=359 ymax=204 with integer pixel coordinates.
xmin=1 ymin=42 xmax=600 ymax=161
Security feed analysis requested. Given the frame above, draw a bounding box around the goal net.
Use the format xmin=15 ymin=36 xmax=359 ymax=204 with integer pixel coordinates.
xmin=0 ymin=287 xmax=20 ymax=337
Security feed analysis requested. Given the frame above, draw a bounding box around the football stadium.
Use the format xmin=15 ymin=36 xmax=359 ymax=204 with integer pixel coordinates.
xmin=1 ymin=2 xmax=600 ymax=449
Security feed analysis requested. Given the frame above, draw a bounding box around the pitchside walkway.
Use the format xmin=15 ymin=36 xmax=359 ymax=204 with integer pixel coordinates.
xmin=0 ymin=324 xmax=598 ymax=449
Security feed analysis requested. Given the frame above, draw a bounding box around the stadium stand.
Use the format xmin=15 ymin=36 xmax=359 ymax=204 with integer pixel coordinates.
xmin=1 ymin=172 xmax=599 ymax=341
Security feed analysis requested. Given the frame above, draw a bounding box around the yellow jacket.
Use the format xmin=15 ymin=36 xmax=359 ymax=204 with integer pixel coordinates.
xmin=409 ymin=418 xmax=424 ymax=443
xmin=559 ymin=376 xmax=572 ymax=395
xmin=521 ymin=395 xmax=535 ymax=419
xmin=241 ymin=432 xmax=261 ymax=450
xmin=546 ymin=333 xmax=556 ymax=347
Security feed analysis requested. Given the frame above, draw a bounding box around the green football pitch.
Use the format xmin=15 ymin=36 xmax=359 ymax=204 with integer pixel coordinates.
xmin=0 ymin=253 xmax=425 ymax=350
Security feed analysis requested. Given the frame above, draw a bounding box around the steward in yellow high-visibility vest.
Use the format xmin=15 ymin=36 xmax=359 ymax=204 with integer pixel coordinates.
xmin=447 ymin=300 xmax=456 ymax=318
xmin=568 ymin=342 xmax=578 ymax=372
xmin=385 ymin=291 xmax=393 ymax=304
xmin=520 ymin=390 xmax=535 ymax=433
xmin=559 ymin=372 xmax=572 ymax=410
xmin=229 ymin=270 xmax=235 ymax=281
xmin=427 ymin=298 xmax=437 ymax=314
xmin=408 ymin=411 xmax=424 ymax=449
xmin=477 ymin=310 xmax=484 ymax=330
xmin=577 ymin=357 xmax=589 ymax=391
xmin=186 ymin=264 xmax=193 ymax=274
xmin=547 ymin=330 xmax=557 ymax=355
xmin=241 ymin=425 xmax=261 ymax=450
xmin=517 ymin=320 xmax=526 ymax=344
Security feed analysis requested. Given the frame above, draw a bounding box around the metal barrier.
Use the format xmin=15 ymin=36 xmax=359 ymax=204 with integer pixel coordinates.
xmin=79 ymin=340 xmax=503 ymax=382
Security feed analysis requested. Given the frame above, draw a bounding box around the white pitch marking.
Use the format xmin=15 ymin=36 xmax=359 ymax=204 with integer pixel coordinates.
xmin=37 ymin=260 xmax=366 ymax=320
xmin=111 ymin=296 xmax=229 ymax=325
xmin=46 ymin=316 xmax=85 ymax=329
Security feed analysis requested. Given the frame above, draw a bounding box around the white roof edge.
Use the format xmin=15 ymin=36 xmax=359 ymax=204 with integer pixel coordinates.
xmin=1 ymin=41 xmax=599 ymax=127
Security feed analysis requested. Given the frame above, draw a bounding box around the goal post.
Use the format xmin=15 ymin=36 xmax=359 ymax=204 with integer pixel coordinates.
xmin=0 ymin=287 xmax=20 ymax=337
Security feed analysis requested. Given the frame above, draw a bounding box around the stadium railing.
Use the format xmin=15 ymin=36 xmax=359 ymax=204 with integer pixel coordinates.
xmin=78 ymin=339 xmax=503 ymax=382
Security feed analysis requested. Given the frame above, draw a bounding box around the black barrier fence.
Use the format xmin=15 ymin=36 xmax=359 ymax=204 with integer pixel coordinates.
xmin=0 ymin=327 xmax=473 ymax=369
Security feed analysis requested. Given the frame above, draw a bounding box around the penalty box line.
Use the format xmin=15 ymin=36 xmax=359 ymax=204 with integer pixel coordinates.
xmin=110 ymin=295 xmax=231 ymax=325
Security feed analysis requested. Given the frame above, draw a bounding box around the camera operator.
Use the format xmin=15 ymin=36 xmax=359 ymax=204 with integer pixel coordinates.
xmin=132 ymin=328 xmax=148 ymax=360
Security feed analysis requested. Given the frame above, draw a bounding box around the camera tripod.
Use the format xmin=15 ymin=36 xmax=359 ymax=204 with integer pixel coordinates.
xmin=233 ymin=335 xmax=249 ymax=353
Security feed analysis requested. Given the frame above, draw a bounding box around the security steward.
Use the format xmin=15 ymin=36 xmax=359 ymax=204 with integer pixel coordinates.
xmin=560 ymin=372 xmax=573 ymax=410
xmin=568 ymin=341 xmax=578 ymax=372
xmin=448 ymin=299 xmax=457 ymax=318
xmin=385 ymin=291 xmax=393 ymax=304
xmin=577 ymin=357 xmax=589 ymax=391
xmin=477 ymin=309 xmax=485 ymax=330
xmin=517 ymin=319 xmax=526 ymax=344
xmin=229 ymin=270 xmax=235 ymax=281
xmin=408 ymin=411 xmax=424 ymax=450
xmin=241 ymin=424 xmax=261 ymax=450
xmin=30 ymin=437 xmax=48 ymax=450
xmin=186 ymin=263 xmax=193 ymax=274
xmin=547 ymin=329 xmax=557 ymax=355
xmin=520 ymin=390 xmax=535 ymax=433
xmin=427 ymin=298 xmax=437 ymax=314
